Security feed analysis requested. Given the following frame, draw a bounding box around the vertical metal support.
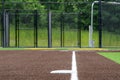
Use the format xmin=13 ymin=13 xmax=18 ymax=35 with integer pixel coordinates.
xmin=0 ymin=14 xmax=2 ymax=47
xmin=3 ymin=12 xmax=10 ymax=47
xmin=91 ymin=1 xmax=99 ymax=48
xmin=34 ymin=10 xmax=38 ymax=48
xmin=15 ymin=10 xmax=19 ymax=47
xmin=2 ymin=11 xmax=5 ymax=47
xmin=89 ymin=25 xmax=94 ymax=47
xmin=60 ymin=13 xmax=63 ymax=47
xmin=62 ymin=13 xmax=65 ymax=47
xmin=5 ymin=12 xmax=10 ymax=47
xmin=18 ymin=12 xmax=20 ymax=47
xmin=48 ymin=11 xmax=52 ymax=48
xmin=60 ymin=13 xmax=64 ymax=47
xmin=77 ymin=12 xmax=81 ymax=48
xmin=98 ymin=0 xmax=102 ymax=48
xmin=15 ymin=10 xmax=17 ymax=47
xmin=1 ymin=0 xmax=5 ymax=47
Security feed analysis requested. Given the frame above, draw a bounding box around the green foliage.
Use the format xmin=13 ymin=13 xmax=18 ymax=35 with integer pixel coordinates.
xmin=102 ymin=2 xmax=120 ymax=33
xmin=0 ymin=0 xmax=98 ymax=29
xmin=1 ymin=0 xmax=120 ymax=30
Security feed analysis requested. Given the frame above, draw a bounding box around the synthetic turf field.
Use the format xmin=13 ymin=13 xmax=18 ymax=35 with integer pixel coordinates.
xmin=0 ymin=50 xmax=120 ymax=80
xmin=99 ymin=52 xmax=120 ymax=64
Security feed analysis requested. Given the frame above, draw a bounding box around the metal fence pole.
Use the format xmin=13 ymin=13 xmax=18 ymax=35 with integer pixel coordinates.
xmin=15 ymin=10 xmax=19 ymax=47
xmin=60 ymin=13 xmax=62 ymax=47
xmin=60 ymin=13 xmax=64 ymax=47
xmin=48 ymin=11 xmax=52 ymax=48
xmin=15 ymin=10 xmax=17 ymax=47
xmin=47 ymin=2 xmax=52 ymax=48
xmin=62 ymin=13 xmax=65 ymax=47
xmin=6 ymin=12 xmax=10 ymax=47
xmin=2 ymin=11 xmax=5 ymax=47
xmin=77 ymin=12 xmax=81 ymax=48
xmin=1 ymin=0 xmax=5 ymax=47
xmin=34 ymin=10 xmax=38 ymax=48
xmin=4 ymin=12 xmax=10 ymax=47
xmin=0 ymin=14 xmax=2 ymax=47
xmin=98 ymin=0 xmax=102 ymax=48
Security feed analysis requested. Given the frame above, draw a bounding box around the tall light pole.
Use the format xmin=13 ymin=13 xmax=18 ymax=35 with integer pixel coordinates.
xmin=89 ymin=1 xmax=98 ymax=47
xmin=91 ymin=1 xmax=98 ymax=35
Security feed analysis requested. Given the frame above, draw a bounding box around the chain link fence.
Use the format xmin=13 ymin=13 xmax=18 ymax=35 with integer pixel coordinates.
xmin=101 ymin=1 xmax=120 ymax=48
xmin=0 ymin=1 xmax=119 ymax=48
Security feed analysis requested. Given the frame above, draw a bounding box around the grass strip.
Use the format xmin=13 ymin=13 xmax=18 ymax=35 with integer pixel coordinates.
xmin=0 ymin=48 xmax=25 ymax=50
xmin=98 ymin=52 xmax=120 ymax=64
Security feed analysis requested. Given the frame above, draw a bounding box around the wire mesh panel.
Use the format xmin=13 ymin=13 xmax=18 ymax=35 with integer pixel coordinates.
xmin=7 ymin=10 xmax=36 ymax=47
xmin=0 ymin=1 xmax=106 ymax=48
xmin=62 ymin=13 xmax=80 ymax=47
xmin=18 ymin=10 xmax=34 ymax=47
xmin=101 ymin=2 xmax=120 ymax=48
xmin=80 ymin=2 xmax=92 ymax=47
xmin=0 ymin=13 xmax=2 ymax=47
xmin=5 ymin=9 xmax=49 ymax=48
xmin=8 ymin=10 xmax=16 ymax=47
xmin=37 ymin=13 xmax=48 ymax=48
xmin=51 ymin=12 xmax=61 ymax=47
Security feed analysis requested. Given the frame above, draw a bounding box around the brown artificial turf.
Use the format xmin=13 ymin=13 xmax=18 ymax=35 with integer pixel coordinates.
xmin=0 ymin=50 xmax=119 ymax=80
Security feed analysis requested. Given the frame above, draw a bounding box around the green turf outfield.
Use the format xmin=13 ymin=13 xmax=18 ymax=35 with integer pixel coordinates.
xmin=98 ymin=52 xmax=120 ymax=64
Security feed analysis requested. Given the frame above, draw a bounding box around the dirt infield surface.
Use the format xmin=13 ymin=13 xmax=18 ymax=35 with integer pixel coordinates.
xmin=0 ymin=50 xmax=120 ymax=80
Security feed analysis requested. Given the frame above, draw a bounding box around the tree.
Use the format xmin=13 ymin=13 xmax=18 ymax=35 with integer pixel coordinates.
xmin=0 ymin=0 xmax=103 ymax=29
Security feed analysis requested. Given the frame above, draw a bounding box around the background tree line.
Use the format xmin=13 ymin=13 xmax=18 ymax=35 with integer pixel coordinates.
xmin=0 ymin=0 xmax=120 ymax=32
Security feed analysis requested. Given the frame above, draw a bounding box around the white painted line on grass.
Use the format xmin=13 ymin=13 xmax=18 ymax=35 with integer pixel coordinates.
xmin=50 ymin=51 xmax=79 ymax=80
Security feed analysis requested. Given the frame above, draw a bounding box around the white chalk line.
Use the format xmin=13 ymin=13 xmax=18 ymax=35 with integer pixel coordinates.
xmin=71 ymin=51 xmax=78 ymax=80
xmin=50 ymin=51 xmax=79 ymax=80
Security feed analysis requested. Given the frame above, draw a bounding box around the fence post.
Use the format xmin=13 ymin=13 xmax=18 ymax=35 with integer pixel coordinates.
xmin=0 ymin=15 xmax=2 ymax=47
xmin=34 ymin=10 xmax=38 ymax=48
xmin=60 ymin=13 xmax=64 ymax=47
xmin=98 ymin=0 xmax=102 ymax=48
xmin=48 ymin=11 xmax=52 ymax=48
xmin=1 ymin=0 xmax=4 ymax=47
xmin=77 ymin=12 xmax=81 ymax=48
xmin=15 ymin=10 xmax=19 ymax=47
xmin=4 ymin=12 xmax=9 ymax=47
xmin=60 ymin=13 xmax=62 ymax=47
xmin=2 ymin=11 xmax=9 ymax=47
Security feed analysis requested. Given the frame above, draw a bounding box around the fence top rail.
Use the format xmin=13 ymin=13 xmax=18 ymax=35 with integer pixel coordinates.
xmin=1 ymin=9 xmax=83 ymax=14
xmin=1 ymin=1 xmax=120 ymax=4
xmin=0 ymin=1 xmax=92 ymax=4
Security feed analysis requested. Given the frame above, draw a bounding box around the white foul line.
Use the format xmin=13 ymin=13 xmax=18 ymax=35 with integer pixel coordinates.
xmin=50 ymin=51 xmax=79 ymax=80
xmin=71 ymin=51 xmax=78 ymax=80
